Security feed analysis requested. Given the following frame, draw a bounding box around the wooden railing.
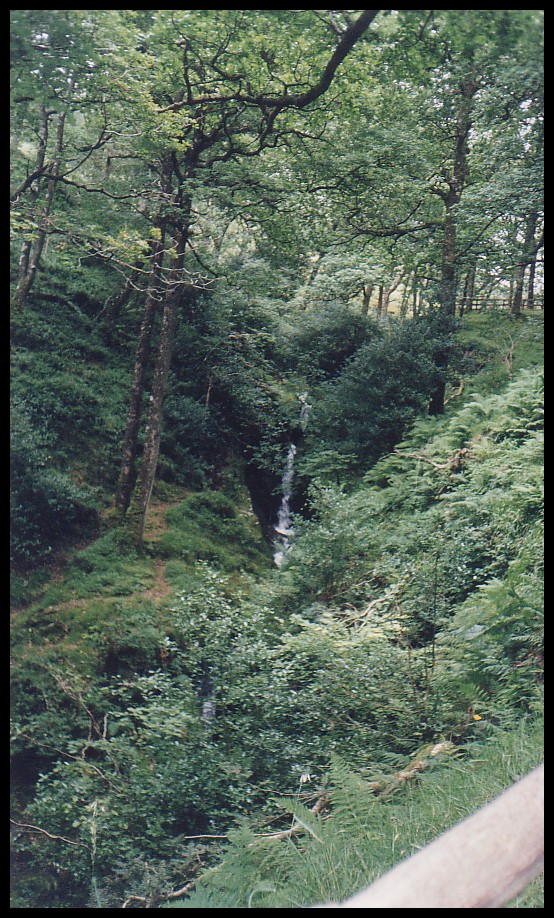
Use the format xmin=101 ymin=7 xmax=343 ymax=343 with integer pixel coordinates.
xmin=313 ymin=763 xmax=544 ymax=909
xmin=461 ymin=295 xmax=544 ymax=311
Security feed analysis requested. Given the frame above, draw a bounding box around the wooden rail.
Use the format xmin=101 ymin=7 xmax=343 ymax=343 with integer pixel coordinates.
xmin=313 ymin=763 xmax=544 ymax=909
xmin=461 ymin=295 xmax=544 ymax=311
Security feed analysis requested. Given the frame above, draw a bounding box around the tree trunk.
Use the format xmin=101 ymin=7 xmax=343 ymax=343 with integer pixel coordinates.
xmin=361 ymin=283 xmax=374 ymax=316
xmin=459 ymin=263 xmax=476 ymax=316
xmin=440 ymin=75 xmax=479 ymax=317
xmin=113 ymin=236 xmax=166 ymax=517
xmin=384 ymin=272 xmax=404 ymax=316
xmin=431 ymin=213 xmax=459 ymax=413
xmin=376 ymin=285 xmax=384 ymax=318
xmin=511 ymin=209 xmax=538 ymax=317
xmin=100 ymin=262 xmax=143 ymax=331
xmin=412 ymin=276 xmax=419 ymax=318
xmin=428 ymin=309 xmax=456 ymax=416
xmin=440 ymin=211 xmax=458 ymax=318
xmin=428 ymin=365 xmax=448 ymax=416
xmin=126 ymin=229 xmax=188 ymax=545
xmin=527 ymin=256 xmax=537 ymax=309
xmin=12 ymin=76 xmax=75 ymax=312
xmin=430 ymin=73 xmax=479 ymax=413
xmin=14 ymin=103 xmax=51 ymax=294
xmin=399 ymin=275 xmax=412 ymax=320
xmin=126 ymin=281 xmax=181 ymax=545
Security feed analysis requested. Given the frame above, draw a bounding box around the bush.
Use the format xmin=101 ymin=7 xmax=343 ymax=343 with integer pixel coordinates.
xmin=278 ymin=304 xmax=375 ymax=382
xmin=159 ymin=393 xmax=226 ymax=488
xmin=10 ymin=396 xmax=98 ymax=564
xmin=306 ymin=318 xmax=438 ymax=473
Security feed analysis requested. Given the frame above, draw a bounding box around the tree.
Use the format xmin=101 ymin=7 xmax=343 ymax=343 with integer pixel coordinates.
xmin=280 ymin=11 xmax=543 ymax=411
xmin=305 ymin=318 xmax=438 ymax=472
xmin=10 ymin=11 xmax=119 ymax=310
xmin=110 ymin=10 xmax=381 ymax=544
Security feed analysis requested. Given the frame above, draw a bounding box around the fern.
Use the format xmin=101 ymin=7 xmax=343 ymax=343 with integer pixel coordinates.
xmin=163 ymin=721 xmax=543 ymax=908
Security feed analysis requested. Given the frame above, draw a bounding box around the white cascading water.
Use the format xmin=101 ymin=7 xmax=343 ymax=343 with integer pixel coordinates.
xmin=273 ymin=442 xmax=297 ymax=567
xmin=273 ymin=393 xmax=311 ymax=567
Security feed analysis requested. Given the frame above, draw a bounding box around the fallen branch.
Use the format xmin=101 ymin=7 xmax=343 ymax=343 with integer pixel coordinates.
xmin=340 ymin=584 xmax=402 ymax=627
xmin=365 ymin=741 xmax=457 ymax=797
xmin=122 ymin=872 xmax=216 ymax=908
xmin=398 ymin=447 xmax=471 ymax=473
xmin=252 ymin=792 xmax=329 ymax=842
xmin=445 ymin=379 xmax=465 ymax=403
xmin=175 ymin=794 xmax=330 ymax=846
xmin=397 ymin=450 xmax=446 ymax=469
xmin=10 ymin=817 xmax=89 ymax=849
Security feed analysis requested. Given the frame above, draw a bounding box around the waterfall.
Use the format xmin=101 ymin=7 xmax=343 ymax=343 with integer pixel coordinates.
xmin=273 ymin=393 xmax=311 ymax=567
xmin=201 ymin=693 xmax=216 ymax=726
xmin=273 ymin=443 xmax=297 ymax=567
xmin=199 ymin=672 xmax=216 ymax=737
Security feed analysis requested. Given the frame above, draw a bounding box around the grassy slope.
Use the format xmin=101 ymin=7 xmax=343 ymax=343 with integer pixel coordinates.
xmin=164 ymin=717 xmax=544 ymax=909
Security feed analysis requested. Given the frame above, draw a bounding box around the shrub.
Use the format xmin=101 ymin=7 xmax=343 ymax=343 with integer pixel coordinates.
xmin=278 ymin=304 xmax=375 ymax=382
xmin=159 ymin=393 xmax=227 ymax=488
xmin=306 ymin=318 xmax=438 ymax=473
xmin=10 ymin=396 xmax=98 ymax=565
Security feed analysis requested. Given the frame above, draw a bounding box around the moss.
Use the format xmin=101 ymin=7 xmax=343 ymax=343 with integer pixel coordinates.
xmin=153 ymin=491 xmax=269 ymax=573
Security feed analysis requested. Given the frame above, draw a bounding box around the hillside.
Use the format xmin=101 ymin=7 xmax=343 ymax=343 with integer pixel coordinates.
xmin=11 ymin=10 xmax=543 ymax=909
xmin=10 ymin=306 xmax=543 ymax=908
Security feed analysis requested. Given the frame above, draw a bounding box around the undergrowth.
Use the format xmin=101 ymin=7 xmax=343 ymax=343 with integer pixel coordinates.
xmin=10 ymin=312 xmax=543 ymax=908
xmin=163 ymin=715 xmax=544 ymax=908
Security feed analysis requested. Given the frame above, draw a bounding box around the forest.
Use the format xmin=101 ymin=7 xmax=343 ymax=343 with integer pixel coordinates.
xmin=10 ymin=9 xmax=543 ymax=909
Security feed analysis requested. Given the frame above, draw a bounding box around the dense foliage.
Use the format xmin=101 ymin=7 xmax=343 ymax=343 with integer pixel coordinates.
xmin=11 ymin=9 xmax=542 ymax=910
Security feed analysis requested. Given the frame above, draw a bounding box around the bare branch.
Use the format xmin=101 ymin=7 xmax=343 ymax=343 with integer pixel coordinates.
xmin=10 ymin=818 xmax=90 ymax=850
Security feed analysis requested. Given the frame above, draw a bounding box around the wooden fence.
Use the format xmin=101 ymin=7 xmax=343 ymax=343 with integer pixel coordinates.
xmin=312 ymin=763 xmax=544 ymax=909
xmin=462 ymin=295 xmax=544 ymax=311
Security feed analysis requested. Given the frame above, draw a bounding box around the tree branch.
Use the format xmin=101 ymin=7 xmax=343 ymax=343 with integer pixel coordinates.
xmin=159 ymin=11 xmax=380 ymax=113
xmin=10 ymin=818 xmax=90 ymax=850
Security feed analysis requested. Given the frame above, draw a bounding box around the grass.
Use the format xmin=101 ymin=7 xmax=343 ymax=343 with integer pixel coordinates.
xmin=10 ymin=486 xmax=270 ymax=683
xmin=151 ymin=490 xmax=270 ymax=574
xmin=166 ymin=715 xmax=544 ymax=909
xmin=451 ymin=310 xmax=543 ymax=398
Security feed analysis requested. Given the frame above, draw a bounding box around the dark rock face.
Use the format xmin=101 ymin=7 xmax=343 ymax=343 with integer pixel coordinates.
xmin=243 ymin=462 xmax=282 ymax=543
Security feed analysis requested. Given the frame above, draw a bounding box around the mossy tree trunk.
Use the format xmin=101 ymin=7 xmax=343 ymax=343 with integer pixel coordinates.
xmin=125 ymin=227 xmax=189 ymax=546
xmin=430 ymin=73 xmax=479 ymax=415
xmin=113 ymin=234 xmax=166 ymax=518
